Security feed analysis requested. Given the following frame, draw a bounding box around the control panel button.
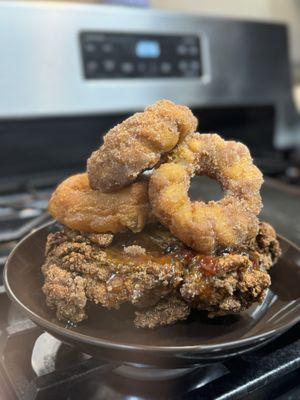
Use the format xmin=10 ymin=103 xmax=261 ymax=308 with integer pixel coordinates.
xmin=189 ymin=46 xmax=198 ymax=56
xmin=121 ymin=62 xmax=134 ymax=74
xmin=86 ymin=60 xmax=99 ymax=73
xmin=103 ymin=59 xmax=115 ymax=71
xmin=149 ymin=62 xmax=158 ymax=74
xmin=101 ymin=43 xmax=113 ymax=53
xmin=84 ymin=42 xmax=96 ymax=53
xmin=177 ymin=44 xmax=187 ymax=56
xmin=190 ymin=60 xmax=200 ymax=70
xmin=137 ymin=62 xmax=147 ymax=73
xmin=178 ymin=60 xmax=188 ymax=71
xmin=81 ymin=32 xmax=201 ymax=79
xmin=161 ymin=62 xmax=171 ymax=74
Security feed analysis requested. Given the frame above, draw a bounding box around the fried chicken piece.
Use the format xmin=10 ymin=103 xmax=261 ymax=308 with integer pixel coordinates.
xmin=42 ymin=264 xmax=87 ymax=323
xmin=84 ymin=258 xmax=183 ymax=310
xmin=42 ymin=226 xmax=187 ymax=321
xmin=247 ymin=221 xmax=281 ymax=269
xmin=180 ymin=222 xmax=281 ymax=317
xmin=181 ymin=254 xmax=271 ymax=317
xmin=41 ymin=222 xmax=280 ymax=326
xmin=134 ymin=295 xmax=190 ymax=328
xmin=63 ymin=228 xmax=114 ymax=247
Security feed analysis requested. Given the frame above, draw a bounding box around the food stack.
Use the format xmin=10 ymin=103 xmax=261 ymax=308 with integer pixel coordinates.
xmin=42 ymin=100 xmax=281 ymax=328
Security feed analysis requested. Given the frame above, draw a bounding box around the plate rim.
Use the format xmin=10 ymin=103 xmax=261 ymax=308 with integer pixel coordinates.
xmin=4 ymin=221 xmax=300 ymax=354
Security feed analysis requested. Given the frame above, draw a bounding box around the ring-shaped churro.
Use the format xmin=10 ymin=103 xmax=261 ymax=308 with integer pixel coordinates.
xmin=149 ymin=133 xmax=263 ymax=254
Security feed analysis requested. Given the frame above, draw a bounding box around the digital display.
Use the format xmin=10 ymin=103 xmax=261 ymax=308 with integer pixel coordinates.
xmin=135 ymin=40 xmax=161 ymax=58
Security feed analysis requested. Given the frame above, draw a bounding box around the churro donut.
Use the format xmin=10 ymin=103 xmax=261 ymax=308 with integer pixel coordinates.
xmin=87 ymin=100 xmax=197 ymax=192
xmin=149 ymin=133 xmax=263 ymax=254
xmin=49 ymin=173 xmax=151 ymax=234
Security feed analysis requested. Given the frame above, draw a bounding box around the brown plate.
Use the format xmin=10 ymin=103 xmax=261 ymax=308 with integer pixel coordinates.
xmin=3 ymin=222 xmax=300 ymax=367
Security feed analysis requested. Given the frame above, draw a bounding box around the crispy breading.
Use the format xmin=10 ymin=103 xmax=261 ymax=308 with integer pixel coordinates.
xmin=134 ymin=295 xmax=190 ymax=328
xmin=180 ymin=222 xmax=281 ymax=316
xmin=42 ymin=222 xmax=280 ymax=327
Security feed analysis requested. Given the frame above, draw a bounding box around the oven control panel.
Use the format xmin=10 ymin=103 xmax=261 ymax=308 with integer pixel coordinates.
xmin=80 ymin=32 xmax=201 ymax=79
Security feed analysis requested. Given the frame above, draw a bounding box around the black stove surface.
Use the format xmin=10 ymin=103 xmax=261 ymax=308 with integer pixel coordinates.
xmin=0 ymin=297 xmax=299 ymax=400
xmin=0 ymin=172 xmax=300 ymax=400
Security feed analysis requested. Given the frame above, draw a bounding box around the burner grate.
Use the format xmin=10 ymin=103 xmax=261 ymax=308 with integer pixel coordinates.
xmin=0 ymin=305 xmax=117 ymax=400
xmin=0 ymin=186 xmax=52 ymax=294
xmin=184 ymin=325 xmax=300 ymax=400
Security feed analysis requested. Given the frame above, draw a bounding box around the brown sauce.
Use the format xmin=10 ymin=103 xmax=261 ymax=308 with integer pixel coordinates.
xmin=102 ymin=224 xmax=190 ymax=266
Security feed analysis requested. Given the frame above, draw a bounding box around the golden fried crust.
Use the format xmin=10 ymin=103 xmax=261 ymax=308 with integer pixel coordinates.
xmin=149 ymin=133 xmax=263 ymax=254
xmin=41 ymin=222 xmax=280 ymax=325
xmin=145 ymin=99 xmax=198 ymax=139
xmin=42 ymin=265 xmax=87 ymax=323
xmin=247 ymin=221 xmax=281 ymax=269
xmin=87 ymin=100 xmax=198 ymax=192
xmin=181 ymin=253 xmax=271 ymax=317
xmin=42 ymin=227 xmax=186 ymax=321
xmin=134 ymin=295 xmax=190 ymax=328
xmin=48 ymin=173 xmax=151 ymax=233
xmin=180 ymin=222 xmax=279 ymax=317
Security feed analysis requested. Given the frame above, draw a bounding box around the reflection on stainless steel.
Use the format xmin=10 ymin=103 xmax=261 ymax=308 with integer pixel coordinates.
xmin=0 ymin=1 xmax=299 ymax=148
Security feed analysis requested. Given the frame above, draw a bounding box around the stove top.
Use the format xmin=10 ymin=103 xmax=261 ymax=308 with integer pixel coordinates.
xmin=0 ymin=173 xmax=300 ymax=400
xmin=0 ymin=298 xmax=299 ymax=400
xmin=0 ymin=186 xmax=51 ymax=291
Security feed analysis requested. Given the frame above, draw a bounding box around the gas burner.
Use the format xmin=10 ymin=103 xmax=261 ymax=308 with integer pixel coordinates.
xmin=0 ymin=305 xmax=227 ymax=400
xmin=31 ymin=332 xmax=97 ymax=378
